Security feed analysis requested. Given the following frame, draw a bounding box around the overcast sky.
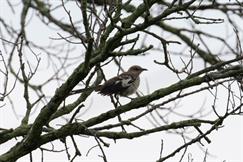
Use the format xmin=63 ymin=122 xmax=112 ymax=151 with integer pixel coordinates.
xmin=0 ymin=1 xmax=243 ymax=162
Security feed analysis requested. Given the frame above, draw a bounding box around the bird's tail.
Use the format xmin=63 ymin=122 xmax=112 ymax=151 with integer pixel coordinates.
xmin=94 ymin=85 xmax=102 ymax=91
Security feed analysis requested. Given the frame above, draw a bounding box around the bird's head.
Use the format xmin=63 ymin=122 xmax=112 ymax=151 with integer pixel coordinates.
xmin=128 ymin=65 xmax=147 ymax=75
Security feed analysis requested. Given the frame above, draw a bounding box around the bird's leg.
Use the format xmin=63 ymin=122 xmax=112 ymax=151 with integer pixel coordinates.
xmin=111 ymin=94 xmax=126 ymax=132
xmin=114 ymin=94 xmax=122 ymax=106
xmin=125 ymin=91 xmax=142 ymax=100
xmin=124 ymin=96 xmax=135 ymax=100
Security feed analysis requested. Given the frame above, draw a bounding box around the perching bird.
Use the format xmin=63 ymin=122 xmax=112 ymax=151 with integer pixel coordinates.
xmin=95 ymin=65 xmax=147 ymax=96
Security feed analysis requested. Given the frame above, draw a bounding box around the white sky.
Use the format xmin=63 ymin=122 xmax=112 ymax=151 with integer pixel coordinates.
xmin=0 ymin=1 xmax=243 ymax=162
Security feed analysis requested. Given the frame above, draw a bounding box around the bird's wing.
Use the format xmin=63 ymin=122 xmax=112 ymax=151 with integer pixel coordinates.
xmin=117 ymin=73 xmax=135 ymax=87
xmin=97 ymin=73 xmax=135 ymax=95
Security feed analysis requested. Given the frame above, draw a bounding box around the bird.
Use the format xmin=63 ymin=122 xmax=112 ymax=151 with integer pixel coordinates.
xmin=95 ymin=65 xmax=147 ymax=96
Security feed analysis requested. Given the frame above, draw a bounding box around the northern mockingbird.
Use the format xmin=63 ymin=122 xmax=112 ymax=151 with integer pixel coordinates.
xmin=95 ymin=65 xmax=147 ymax=96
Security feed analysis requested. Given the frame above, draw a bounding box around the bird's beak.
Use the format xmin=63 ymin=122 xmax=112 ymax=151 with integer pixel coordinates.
xmin=142 ymin=68 xmax=148 ymax=71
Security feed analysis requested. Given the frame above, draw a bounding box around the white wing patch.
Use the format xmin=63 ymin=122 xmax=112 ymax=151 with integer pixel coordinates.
xmin=115 ymin=75 xmax=133 ymax=88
